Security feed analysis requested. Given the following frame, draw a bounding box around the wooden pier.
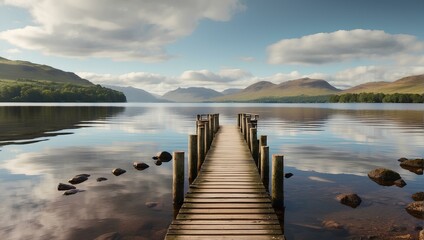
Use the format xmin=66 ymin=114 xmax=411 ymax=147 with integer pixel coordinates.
xmin=165 ymin=114 xmax=285 ymax=240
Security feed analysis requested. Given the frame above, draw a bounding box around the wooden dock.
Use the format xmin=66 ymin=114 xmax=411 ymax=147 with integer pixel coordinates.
xmin=165 ymin=125 xmax=285 ymax=240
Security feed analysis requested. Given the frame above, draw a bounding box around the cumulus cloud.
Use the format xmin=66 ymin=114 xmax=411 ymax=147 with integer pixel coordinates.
xmin=267 ymin=29 xmax=424 ymax=65
xmin=240 ymin=56 xmax=255 ymax=62
xmin=0 ymin=0 xmax=244 ymax=61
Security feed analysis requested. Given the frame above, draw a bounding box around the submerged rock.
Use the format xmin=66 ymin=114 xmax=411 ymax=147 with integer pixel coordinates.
xmin=284 ymin=173 xmax=293 ymax=178
xmin=336 ymin=193 xmax=362 ymax=208
xmin=155 ymin=160 xmax=162 ymax=166
xmin=156 ymin=151 xmax=172 ymax=162
xmin=75 ymin=173 xmax=91 ymax=178
xmin=58 ymin=183 xmax=76 ymax=191
xmin=94 ymin=232 xmax=122 ymax=240
xmin=412 ymin=192 xmax=424 ymax=201
xmin=112 ymin=168 xmax=126 ymax=176
xmin=63 ymin=189 xmax=79 ymax=196
xmin=145 ymin=202 xmax=158 ymax=208
xmin=405 ymin=201 xmax=424 ymax=219
xmin=152 ymin=156 xmax=159 ymax=160
xmin=68 ymin=175 xmax=88 ymax=185
xmin=133 ymin=162 xmax=149 ymax=170
xmin=97 ymin=177 xmax=108 ymax=182
xmin=368 ymin=168 xmax=405 ymax=187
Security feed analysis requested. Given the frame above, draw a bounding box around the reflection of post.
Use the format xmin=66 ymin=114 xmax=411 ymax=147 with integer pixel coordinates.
xmin=272 ymin=154 xmax=284 ymax=209
xmin=197 ymin=125 xmax=205 ymax=171
xmin=261 ymin=146 xmax=269 ymax=191
xmin=188 ymin=135 xmax=198 ymax=184
xmin=173 ymin=151 xmax=184 ymax=206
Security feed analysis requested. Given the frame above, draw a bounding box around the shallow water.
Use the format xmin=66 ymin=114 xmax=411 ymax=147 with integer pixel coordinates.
xmin=0 ymin=103 xmax=423 ymax=240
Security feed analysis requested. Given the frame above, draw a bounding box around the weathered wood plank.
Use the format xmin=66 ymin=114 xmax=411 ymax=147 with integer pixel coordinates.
xmin=167 ymin=229 xmax=282 ymax=235
xmin=178 ymin=208 xmax=275 ymax=214
xmin=165 ymin=235 xmax=286 ymax=240
xmin=176 ymin=214 xmax=278 ymax=220
xmin=171 ymin=219 xmax=281 ymax=225
xmin=181 ymin=203 xmax=272 ymax=209
xmin=169 ymin=224 xmax=282 ymax=230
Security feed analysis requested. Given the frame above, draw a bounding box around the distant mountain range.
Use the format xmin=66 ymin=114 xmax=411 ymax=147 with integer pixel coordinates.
xmin=1 ymin=56 xmax=423 ymax=103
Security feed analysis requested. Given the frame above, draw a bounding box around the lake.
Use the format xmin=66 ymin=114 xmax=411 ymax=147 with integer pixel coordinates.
xmin=0 ymin=103 xmax=423 ymax=240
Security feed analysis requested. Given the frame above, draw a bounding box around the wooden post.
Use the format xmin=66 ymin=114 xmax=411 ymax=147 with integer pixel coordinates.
xmin=197 ymin=125 xmax=205 ymax=171
xmin=188 ymin=135 xmax=198 ymax=184
xmin=214 ymin=114 xmax=219 ymax=132
xmin=203 ymin=121 xmax=210 ymax=152
xmin=261 ymin=146 xmax=269 ymax=190
xmin=237 ymin=113 xmax=241 ymax=128
xmin=250 ymin=127 xmax=258 ymax=166
xmin=208 ymin=114 xmax=214 ymax=140
xmin=258 ymin=135 xmax=267 ymax=172
xmin=272 ymin=154 xmax=284 ymax=209
xmin=241 ymin=114 xmax=246 ymax=135
xmin=247 ymin=122 xmax=252 ymax=149
xmin=173 ymin=151 xmax=185 ymax=205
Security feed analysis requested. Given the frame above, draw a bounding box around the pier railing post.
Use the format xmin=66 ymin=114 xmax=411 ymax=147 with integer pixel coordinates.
xmin=173 ymin=151 xmax=185 ymax=206
xmin=188 ymin=135 xmax=198 ymax=184
xmin=259 ymin=135 xmax=267 ymax=172
xmin=197 ymin=125 xmax=205 ymax=171
xmin=272 ymin=154 xmax=284 ymax=209
xmin=203 ymin=121 xmax=210 ymax=152
xmin=261 ymin=146 xmax=269 ymax=190
xmin=247 ymin=121 xmax=252 ymax=150
xmin=250 ymin=127 xmax=259 ymax=166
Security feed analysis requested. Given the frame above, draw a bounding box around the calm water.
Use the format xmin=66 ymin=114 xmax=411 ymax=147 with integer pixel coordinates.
xmin=0 ymin=103 xmax=423 ymax=240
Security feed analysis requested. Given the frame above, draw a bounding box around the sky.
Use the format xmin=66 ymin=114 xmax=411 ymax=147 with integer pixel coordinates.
xmin=1 ymin=0 xmax=424 ymax=95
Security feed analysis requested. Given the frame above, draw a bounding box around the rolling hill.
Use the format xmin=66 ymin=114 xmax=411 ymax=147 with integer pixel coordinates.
xmin=215 ymin=78 xmax=341 ymax=101
xmin=162 ymin=87 xmax=223 ymax=102
xmin=342 ymin=74 xmax=424 ymax=94
xmin=104 ymin=85 xmax=168 ymax=102
xmin=0 ymin=57 xmax=91 ymax=85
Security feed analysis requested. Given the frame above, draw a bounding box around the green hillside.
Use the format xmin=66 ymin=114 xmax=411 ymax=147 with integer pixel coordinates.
xmin=0 ymin=57 xmax=126 ymax=102
xmin=342 ymin=74 xmax=424 ymax=94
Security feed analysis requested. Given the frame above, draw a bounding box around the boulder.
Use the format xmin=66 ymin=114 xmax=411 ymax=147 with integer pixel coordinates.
xmin=368 ymin=168 xmax=404 ymax=187
xmin=284 ymin=173 xmax=293 ymax=178
xmin=405 ymin=201 xmax=424 ymax=219
xmin=336 ymin=193 xmax=362 ymax=208
xmin=97 ymin=177 xmax=108 ymax=182
xmin=156 ymin=151 xmax=172 ymax=162
xmin=58 ymin=183 xmax=76 ymax=191
xmin=133 ymin=162 xmax=149 ymax=170
xmin=68 ymin=175 xmax=88 ymax=185
xmin=399 ymin=158 xmax=424 ymax=175
xmin=112 ymin=168 xmax=126 ymax=176
xmin=412 ymin=192 xmax=424 ymax=201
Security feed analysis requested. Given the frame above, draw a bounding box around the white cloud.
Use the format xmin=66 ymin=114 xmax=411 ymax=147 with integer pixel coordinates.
xmin=5 ymin=48 xmax=21 ymax=53
xmin=267 ymin=29 xmax=424 ymax=65
xmin=240 ymin=56 xmax=255 ymax=62
xmin=0 ymin=0 xmax=244 ymax=61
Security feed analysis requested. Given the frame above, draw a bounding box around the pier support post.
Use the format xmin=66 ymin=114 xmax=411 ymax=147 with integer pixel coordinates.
xmin=188 ymin=135 xmax=198 ymax=184
xmin=250 ymin=127 xmax=258 ymax=166
xmin=258 ymin=135 xmax=267 ymax=172
xmin=203 ymin=121 xmax=210 ymax=152
xmin=208 ymin=114 xmax=214 ymax=140
xmin=197 ymin=125 xmax=205 ymax=171
xmin=261 ymin=146 xmax=269 ymax=190
xmin=173 ymin=151 xmax=185 ymax=206
xmin=215 ymin=114 xmax=219 ymax=132
xmin=272 ymin=155 xmax=284 ymax=209
xmin=247 ymin=122 xmax=252 ymax=150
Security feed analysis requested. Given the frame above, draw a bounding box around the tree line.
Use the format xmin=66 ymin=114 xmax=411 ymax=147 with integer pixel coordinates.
xmin=329 ymin=93 xmax=424 ymax=103
xmin=0 ymin=79 xmax=126 ymax=102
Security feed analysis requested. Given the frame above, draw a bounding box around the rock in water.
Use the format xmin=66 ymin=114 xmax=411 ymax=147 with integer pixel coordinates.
xmin=412 ymin=192 xmax=424 ymax=201
xmin=75 ymin=173 xmax=90 ymax=178
xmin=97 ymin=177 xmax=108 ymax=182
xmin=133 ymin=162 xmax=149 ymax=170
xmin=285 ymin=173 xmax=293 ymax=178
xmin=63 ymin=189 xmax=79 ymax=195
xmin=336 ymin=193 xmax=362 ymax=208
xmin=58 ymin=183 xmax=76 ymax=191
xmin=394 ymin=179 xmax=407 ymax=188
xmin=156 ymin=151 xmax=172 ymax=162
xmin=94 ymin=232 xmax=122 ymax=240
xmin=112 ymin=168 xmax=126 ymax=176
xmin=368 ymin=168 xmax=404 ymax=187
xmin=68 ymin=175 xmax=88 ymax=184
xmin=399 ymin=158 xmax=424 ymax=175
xmin=405 ymin=201 xmax=424 ymax=219
xmin=155 ymin=160 xmax=162 ymax=166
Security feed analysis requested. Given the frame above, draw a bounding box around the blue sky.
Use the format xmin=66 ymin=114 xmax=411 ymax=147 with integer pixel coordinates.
xmin=1 ymin=0 xmax=424 ymax=94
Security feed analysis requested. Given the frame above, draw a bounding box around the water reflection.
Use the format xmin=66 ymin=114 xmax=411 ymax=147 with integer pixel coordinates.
xmin=0 ymin=103 xmax=423 ymax=240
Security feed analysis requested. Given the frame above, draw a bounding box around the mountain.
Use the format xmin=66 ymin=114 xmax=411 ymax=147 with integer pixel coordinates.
xmin=221 ymin=88 xmax=242 ymax=95
xmin=0 ymin=57 xmax=91 ymax=85
xmin=215 ymin=78 xmax=341 ymax=101
xmin=162 ymin=87 xmax=223 ymax=102
xmin=342 ymin=74 xmax=424 ymax=94
xmin=104 ymin=85 xmax=167 ymax=102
